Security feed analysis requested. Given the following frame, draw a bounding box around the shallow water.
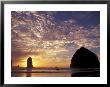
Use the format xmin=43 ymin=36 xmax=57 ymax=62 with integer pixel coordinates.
xmin=11 ymin=72 xmax=71 ymax=77
xmin=11 ymin=69 xmax=71 ymax=77
xmin=11 ymin=68 xmax=100 ymax=77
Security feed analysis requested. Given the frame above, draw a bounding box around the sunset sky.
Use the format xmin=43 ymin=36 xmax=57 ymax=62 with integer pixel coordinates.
xmin=11 ymin=11 xmax=100 ymax=68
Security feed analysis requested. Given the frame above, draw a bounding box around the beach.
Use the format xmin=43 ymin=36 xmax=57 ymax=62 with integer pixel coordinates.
xmin=11 ymin=68 xmax=100 ymax=77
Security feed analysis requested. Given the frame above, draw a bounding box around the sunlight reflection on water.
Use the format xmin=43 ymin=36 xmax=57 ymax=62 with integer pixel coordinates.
xmin=11 ymin=68 xmax=100 ymax=77
xmin=12 ymin=72 xmax=71 ymax=77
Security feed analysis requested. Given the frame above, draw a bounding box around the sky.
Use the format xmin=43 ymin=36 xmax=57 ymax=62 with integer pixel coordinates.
xmin=11 ymin=11 xmax=100 ymax=68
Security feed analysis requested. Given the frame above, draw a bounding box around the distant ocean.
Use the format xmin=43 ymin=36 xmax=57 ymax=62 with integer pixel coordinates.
xmin=11 ymin=68 xmax=71 ymax=77
xmin=11 ymin=68 xmax=100 ymax=77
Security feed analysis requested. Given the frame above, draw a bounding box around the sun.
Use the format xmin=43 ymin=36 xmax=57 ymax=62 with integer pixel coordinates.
xmin=17 ymin=55 xmax=46 ymax=68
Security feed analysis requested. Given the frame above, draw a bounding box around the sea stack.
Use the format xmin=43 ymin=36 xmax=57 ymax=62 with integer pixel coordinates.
xmin=27 ymin=57 xmax=33 ymax=71
xmin=70 ymin=47 xmax=100 ymax=77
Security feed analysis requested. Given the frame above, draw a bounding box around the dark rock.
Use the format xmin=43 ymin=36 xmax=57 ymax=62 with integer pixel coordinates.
xmin=70 ymin=47 xmax=100 ymax=77
xmin=27 ymin=57 xmax=33 ymax=71
xmin=71 ymin=70 xmax=100 ymax=77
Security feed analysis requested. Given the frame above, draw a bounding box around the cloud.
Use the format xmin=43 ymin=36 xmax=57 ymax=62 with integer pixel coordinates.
xmin=11 ymin=11 xmax=100 ymax=67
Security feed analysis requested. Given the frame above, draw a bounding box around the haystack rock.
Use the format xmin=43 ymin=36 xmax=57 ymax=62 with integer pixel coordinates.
xmin=70 ymin=47 xmax=100 ymax=77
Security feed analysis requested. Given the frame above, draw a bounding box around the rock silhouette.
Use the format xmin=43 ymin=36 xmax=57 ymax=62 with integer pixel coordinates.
xmin=27 ymin=57 xmax=33 ymax=71
xmin=70 ymin=47 xmax=100 ymax=77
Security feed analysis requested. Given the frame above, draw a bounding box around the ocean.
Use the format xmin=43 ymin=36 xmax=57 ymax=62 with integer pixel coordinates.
xmin=11 ymin=68 xmax=100 ymax=77
xmin=11 ymin=68 xmax=71 ymax=77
